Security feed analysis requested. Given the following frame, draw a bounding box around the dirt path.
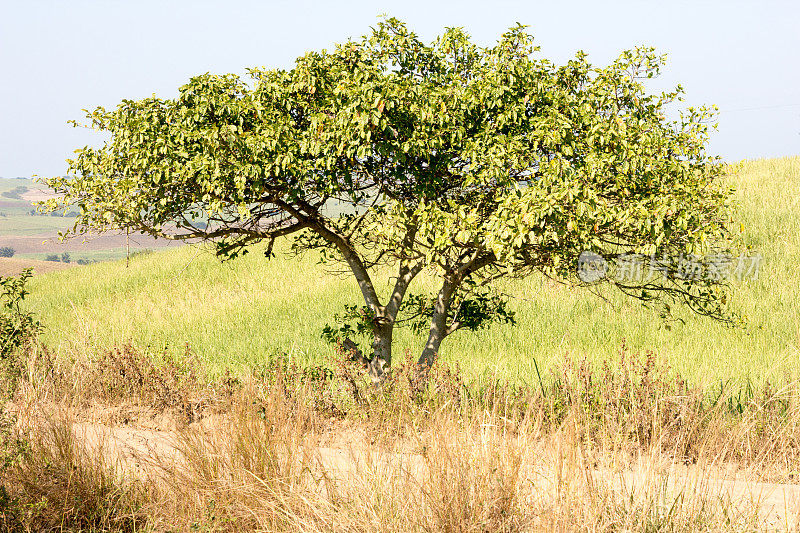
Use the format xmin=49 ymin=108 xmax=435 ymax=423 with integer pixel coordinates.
xmin=71 ymin=421 xmax=800 ymax=530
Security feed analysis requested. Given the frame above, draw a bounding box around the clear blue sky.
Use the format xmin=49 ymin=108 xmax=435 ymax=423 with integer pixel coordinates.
xmin=1 ymin=0 xmax=798 ymax=177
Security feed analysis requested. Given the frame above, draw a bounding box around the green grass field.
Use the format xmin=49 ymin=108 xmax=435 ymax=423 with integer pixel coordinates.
xmin=0 ymin=177 xmax=37 ymax=192
xmin=0 ymin=177 xmax=79 ymax=237
xmin=22 ymin=157 xmax=800 ymax=386
xmin=0 ymin=215 xmax=77 ymax=236
xmin=0 ymin=179 xmax=40 ymax=231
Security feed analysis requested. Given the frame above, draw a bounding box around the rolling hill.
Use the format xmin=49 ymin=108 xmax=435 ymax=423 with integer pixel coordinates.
xmin=17 ymin=157 xmax=800 ymax=386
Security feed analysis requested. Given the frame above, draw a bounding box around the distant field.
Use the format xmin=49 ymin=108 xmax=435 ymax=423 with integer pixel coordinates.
xmin=21 ymin=157 xmax=800 ymax=386
xmin=0 ymin=177 xmax=181 ymax=259
xmin=18 ymin=248 xmax=137 ymax=263
xmin=0 ymin=215 xmax=80 ymax=236
xmin=0 ymin=179 xmax=46 ymax=232
xmin=0 ymin=233 xmax=182 ymax=254
xmin=0 ymin=177 xmax=38 ymax=192
xmin=0 ymin=257 xmax=74 ymax=277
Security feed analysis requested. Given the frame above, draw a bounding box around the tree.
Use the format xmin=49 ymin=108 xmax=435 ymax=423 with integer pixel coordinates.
xmin=44 ymin=19 xmax=737 ymax=378
xmin=0 ymin=248 xmax=15 ymax=258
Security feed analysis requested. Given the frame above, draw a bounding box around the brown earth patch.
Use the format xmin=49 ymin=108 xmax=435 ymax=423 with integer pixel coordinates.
xmin=0 ymin=232 xmax=183 ymax=254
xmin=0 ymin=257 xmax=75 ymax=276
xmin=21 ymin=186 xmax=57 ymax=203
xmin=0 ymin=200 xmax=27 ymax=208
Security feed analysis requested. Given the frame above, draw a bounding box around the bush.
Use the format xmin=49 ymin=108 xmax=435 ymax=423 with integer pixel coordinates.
xmin=0 ymin=248 xmax=14 ymax=258
xmin=1 ymin=269 xmax=41 ymax=361
xmin=128 ymin=249 xmax=153 ymax=260
xmin=44 ymin=254 xmax=60 ymax=262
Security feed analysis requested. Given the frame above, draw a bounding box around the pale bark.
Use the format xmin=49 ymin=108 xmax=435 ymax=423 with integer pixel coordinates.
xmin=417 ymin=275 xmax=459 ymax=369
xmin=366 ymin=258 xmax=425 ymax=380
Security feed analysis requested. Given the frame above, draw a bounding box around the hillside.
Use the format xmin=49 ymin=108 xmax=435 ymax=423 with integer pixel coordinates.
xmin=22 ymin=157 xmax=800 ymax=385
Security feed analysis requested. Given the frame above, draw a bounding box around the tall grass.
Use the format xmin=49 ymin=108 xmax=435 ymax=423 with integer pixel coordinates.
xmin=0 ymin=412 xmax=147 ymax=531
xmin=24 ymin=156 xmax=800 ymax=385
xmin=3 ymin=344 xmax=798 ymax=531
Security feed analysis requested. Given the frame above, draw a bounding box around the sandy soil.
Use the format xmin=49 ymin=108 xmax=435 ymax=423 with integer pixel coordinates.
xmin=67 ymin=418 xmax=800 ymax=530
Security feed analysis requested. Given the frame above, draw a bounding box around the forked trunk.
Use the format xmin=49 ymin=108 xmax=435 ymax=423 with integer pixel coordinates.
xmin=417 ymin=275 xmax=458 ymax=370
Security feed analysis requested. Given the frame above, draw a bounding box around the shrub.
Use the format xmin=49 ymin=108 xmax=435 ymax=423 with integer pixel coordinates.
xmin=0 ymin=269 xmax=40 ymax=361
xmin=0 ymin=248 xmax=14 ymax=258
xmin=128 ymin=249 xmax=153 ymax=260
xmin=0 ymin=269 xmax=41 ymax=398
xmin=0 ymin=186 xmax=27 ymax=200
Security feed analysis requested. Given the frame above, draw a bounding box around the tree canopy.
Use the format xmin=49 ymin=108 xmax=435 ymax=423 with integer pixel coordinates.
xmin=45 ymin=18 xmax=738 ymax=377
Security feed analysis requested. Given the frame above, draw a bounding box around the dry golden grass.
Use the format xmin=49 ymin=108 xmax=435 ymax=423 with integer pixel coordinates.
xmin=2 ymin=343 xmax=800 ymax=531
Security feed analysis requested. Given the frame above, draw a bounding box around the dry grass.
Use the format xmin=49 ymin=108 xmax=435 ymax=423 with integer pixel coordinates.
xmin=2 ymin=343 xmax=800 ymax=531
xmin=0 ymin=411 xmax=148 ymax=532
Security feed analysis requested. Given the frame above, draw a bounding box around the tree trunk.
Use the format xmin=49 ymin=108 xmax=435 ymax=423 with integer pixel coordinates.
xmin=368 ymin=321 xmax=393 ymax=380
xmin=417 ymin=275 xmax=458 ymax=369
xmin=418 ymin=328 xmax=445 ymax=369
xmin=368 ymin=256 xmax=425 ymax=379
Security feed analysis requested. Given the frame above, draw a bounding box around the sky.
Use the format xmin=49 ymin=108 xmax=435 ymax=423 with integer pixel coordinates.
xmin=1 ymin=0 xmax=799 ymax=178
